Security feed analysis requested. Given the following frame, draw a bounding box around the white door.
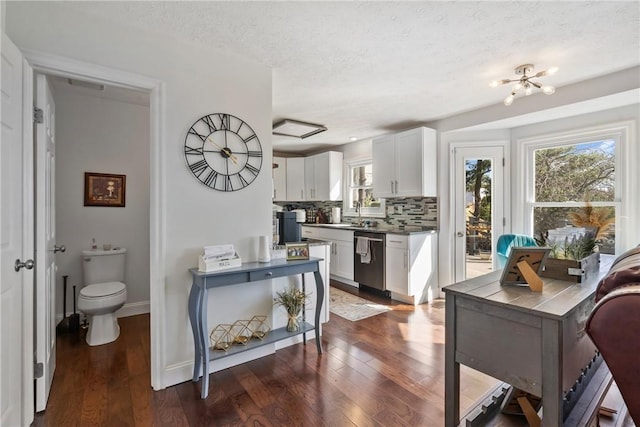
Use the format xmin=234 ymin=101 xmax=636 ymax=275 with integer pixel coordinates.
xmin=1 ymin=33 xmax=34 ymax=427
xmin=454 ymin=146 xmax=506 ymax=282
xmin=35 ymin=74 xmax=58 ymax=411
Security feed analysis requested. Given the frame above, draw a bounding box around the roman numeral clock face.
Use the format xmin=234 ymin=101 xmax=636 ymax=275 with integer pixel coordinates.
xmin=184 ymin=113 xmax=263 ymax=191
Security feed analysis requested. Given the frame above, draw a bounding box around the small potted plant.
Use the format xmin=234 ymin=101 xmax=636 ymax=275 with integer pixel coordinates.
xmin=274 ymin=285 xmax=310 ymax=332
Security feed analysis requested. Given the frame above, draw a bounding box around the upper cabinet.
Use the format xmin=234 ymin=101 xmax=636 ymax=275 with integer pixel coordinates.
xmin=286 ymin=157 xmax=305 ymax=201
xmin=372 ymin=127 xmax=437 ymax=198
xmin=287 ymin=151 xmax=343 ymax=201
xmin=273 ymin=156 xmax=287 ymax=201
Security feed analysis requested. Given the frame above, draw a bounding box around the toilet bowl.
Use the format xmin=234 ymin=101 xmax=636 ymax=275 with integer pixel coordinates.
xmin=80 ymin=248 xmax=128 ymax=346
xmin=78 ymin=282 xmax=127 ymax=346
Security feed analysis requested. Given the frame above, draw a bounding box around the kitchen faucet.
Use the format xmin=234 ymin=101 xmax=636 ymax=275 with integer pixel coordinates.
xmin=355 ymin=201 xmax=364 ymax=226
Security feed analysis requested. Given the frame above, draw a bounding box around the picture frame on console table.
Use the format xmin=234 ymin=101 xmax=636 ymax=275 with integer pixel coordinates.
xmin=500 ymin=247 xmax=550 ymax=286
xmin=286 ymin=242 xmax=309 ymax=260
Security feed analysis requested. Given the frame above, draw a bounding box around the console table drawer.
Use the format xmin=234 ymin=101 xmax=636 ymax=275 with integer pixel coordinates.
xmin=249 ymin=268 xmax=290 ymax=281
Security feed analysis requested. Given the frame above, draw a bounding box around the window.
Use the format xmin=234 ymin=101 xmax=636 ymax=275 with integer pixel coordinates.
xmin=343 ymin=159 xmax=385 ymax=218
xmin=523 ymin=125 xmax=629 ymax=255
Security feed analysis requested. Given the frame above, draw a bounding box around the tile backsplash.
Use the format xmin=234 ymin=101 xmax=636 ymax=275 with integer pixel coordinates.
xmin=274 ymin=197 xmax=438 ymax=229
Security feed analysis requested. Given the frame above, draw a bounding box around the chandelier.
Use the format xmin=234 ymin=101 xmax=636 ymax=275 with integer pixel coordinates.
xmin=490 ymin=64 xmax=558 ymax=106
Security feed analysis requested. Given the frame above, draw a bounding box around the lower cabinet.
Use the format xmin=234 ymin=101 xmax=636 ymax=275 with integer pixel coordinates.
xmin=302 ymin=226 xmax=355 ymax=284
xmin=385 ymin=233 xmax=438 ymax=305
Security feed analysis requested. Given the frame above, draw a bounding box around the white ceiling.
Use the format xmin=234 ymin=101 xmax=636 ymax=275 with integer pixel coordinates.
xmin=60 ymin=1 xmax=640 ymax=153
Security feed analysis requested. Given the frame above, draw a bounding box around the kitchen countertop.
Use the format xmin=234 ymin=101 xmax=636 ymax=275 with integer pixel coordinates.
xmin=301 ymin=223 xmax=437 ymax=235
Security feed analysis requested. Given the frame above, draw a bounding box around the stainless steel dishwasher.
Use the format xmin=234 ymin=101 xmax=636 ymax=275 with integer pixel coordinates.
xmin=353 ymin=231 xmax=385 ymax=291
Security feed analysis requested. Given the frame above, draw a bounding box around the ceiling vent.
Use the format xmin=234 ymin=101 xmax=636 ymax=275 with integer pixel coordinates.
xmin=272 ymin=119 xmax=327 ymax=139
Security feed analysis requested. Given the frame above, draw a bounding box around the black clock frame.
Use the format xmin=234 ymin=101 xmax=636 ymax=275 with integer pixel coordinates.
xmin=184 ymin=113 xmax=262 ymax=192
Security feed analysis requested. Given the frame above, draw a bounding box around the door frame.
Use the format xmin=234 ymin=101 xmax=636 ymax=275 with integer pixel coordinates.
xmin=448 ymin=141 xmax=511 ymax=284
xmin=22 ymin=49 xmax=166 ymax=391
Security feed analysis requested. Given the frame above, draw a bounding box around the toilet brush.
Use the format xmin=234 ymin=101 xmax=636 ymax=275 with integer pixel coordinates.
xmin=69 ymin=285 xmax=80 ymax=333
xmin=56 ymin=275 xmax=70 ymax=335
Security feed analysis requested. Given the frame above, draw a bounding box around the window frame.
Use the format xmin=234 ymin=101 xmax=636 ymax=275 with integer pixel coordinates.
xmin=342 ymin=158 xmax=386 ymax=218
xmin=517 ymin=122 xmax=635 ymax=254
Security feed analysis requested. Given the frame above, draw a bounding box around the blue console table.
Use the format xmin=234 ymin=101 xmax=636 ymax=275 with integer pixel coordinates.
xmin=188 ymin=257 xmax=325 ymax=399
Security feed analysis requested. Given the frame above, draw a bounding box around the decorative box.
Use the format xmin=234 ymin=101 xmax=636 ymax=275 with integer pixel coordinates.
xmin=198 ymin=252 xmax=241 ymax=273
xmin=540 ymin=252 xmax=600 ymax=283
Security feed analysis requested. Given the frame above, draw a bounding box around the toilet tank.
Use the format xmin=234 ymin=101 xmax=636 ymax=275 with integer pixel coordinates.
xmin=82 ymin=248 xmax=126 ymax=285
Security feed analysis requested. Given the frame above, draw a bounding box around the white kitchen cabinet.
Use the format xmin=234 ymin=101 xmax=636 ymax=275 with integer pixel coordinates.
xmin=302 ymin=151 xmax=343 ymax=201
xmin=372 ymin=127 xmax=437 ymax=198
xmin=385 ymin=233 xmax=438 ymax=305
xmin=286 ymin=157 xmax=305 ymax=201
xmin=302 ymin=226 xmax=355 ymax=284
xmin=272 ymin=156 xmax=287 ymax=201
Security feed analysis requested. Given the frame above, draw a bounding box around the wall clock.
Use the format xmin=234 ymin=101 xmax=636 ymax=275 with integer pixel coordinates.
xmin=184 ymin=113 xmax=262 ymax=191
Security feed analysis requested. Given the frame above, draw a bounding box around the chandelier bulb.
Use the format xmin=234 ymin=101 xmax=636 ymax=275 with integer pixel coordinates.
xmin=504 ymin=94 xmax=515 ymax=106
xmin=547 ymin=66 xmax=559 ymax=75
xmin=512 ymin=83 xmax=523 ymax=92
xmin=525 ymin=86 xmax=533 ymax=96
xmin=489 ymin=80 xmax=499 ymax=88
xmin=542 ymin=85 xmax=556 ymax=95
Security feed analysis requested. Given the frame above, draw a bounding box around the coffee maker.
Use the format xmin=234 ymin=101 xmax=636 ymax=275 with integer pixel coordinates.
xmin=277 ymin=210 xmax=305 ymax=244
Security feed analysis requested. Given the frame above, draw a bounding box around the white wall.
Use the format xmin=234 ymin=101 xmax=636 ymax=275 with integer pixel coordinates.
xmin=53 ymin=83 xmax=150 ymax=317
xmin=7 ymin=2 xmax=272 ymax=388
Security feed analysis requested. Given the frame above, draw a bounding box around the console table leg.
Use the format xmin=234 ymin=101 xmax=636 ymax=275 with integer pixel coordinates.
xmin=188 ymin=285 xmax=202 ymax=382
xmin=199 ymin=287 xmax=210 ymax=399
xmin=313 ymin=270 xmax=324 ymax=354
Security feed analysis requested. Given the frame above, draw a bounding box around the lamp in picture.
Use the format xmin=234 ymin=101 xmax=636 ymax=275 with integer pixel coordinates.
xmin=490 ymin=64 xmax=558 ymax=106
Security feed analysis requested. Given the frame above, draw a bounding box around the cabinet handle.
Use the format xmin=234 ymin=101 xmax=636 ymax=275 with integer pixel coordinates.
xmin=265 ymin=271 xmax=273 ymax=277
xmin=390 ymin=181 xmax=394 ymax=193
xmin=404 ymin=253 xmax=407 ymax=268
xmin=395 ymin=180 xmax=398 ymax=194
xmin=301 ymin=189 xmax=304 ymax=199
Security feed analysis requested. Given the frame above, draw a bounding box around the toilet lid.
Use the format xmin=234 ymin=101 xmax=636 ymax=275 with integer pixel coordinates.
xmin=80 ymin=282 xmax=126 ymax=298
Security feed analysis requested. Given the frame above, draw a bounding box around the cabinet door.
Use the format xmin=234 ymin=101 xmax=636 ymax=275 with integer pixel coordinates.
xmin=286 ymin=157 xmax=305 ymax=201
xmin=372 ymin=134 xmax=396 ymax=198
xmin=273 ymin=156 xmax=287 ymax=201
xmin=304 ymin=156 xmax=316 ymax=200
xmin=313 ymin=152 xmax=330 ymax=201
xmin=385 ymin=246 xmax=408 ymax=294
xmin=394 ymin=128 xmax=424 ymax=197
xmin=334 ymin=239 xmax=354 ymax=281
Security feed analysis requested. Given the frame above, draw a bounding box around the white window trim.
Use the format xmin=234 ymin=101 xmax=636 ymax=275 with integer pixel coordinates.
xmin=342 ymin=157 xmax=386 ymax=218
xmin=515 ymin=121 xmax=637 ymax=253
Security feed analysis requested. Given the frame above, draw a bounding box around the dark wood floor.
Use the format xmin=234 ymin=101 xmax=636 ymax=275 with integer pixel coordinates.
xmin=33 ymin=283 xmax=499 ymax=426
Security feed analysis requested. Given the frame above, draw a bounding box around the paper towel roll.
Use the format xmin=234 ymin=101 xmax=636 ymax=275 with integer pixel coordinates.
xmin=258 ymin=235 xmax=271 ymax=263
xmin=331 ymin=207 xmax=341 ymax=224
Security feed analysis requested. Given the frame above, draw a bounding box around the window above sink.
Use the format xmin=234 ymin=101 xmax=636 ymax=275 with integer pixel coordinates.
xmin=343 ymin=158 xmax=386 ymax=219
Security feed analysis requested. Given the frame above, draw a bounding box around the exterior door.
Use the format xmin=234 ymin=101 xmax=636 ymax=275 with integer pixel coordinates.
xmin=1 ymin=33 xmax=34 ymax=427
xmin=454 ymin=146 xmax=505 ymax=282
xmin=35 ymin=74 xmax=58 ymax=411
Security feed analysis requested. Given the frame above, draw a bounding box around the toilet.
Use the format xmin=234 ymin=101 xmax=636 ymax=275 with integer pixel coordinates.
xmin=78 ymin=248 xmax=128 ymax=346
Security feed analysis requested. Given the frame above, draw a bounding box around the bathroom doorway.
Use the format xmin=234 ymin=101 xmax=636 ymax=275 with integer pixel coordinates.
xmin=32 ymin=67 xmax=153 ymax=414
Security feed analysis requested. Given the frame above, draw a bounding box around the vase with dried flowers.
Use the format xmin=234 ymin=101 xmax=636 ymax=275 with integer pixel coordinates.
xmin=274 ymin=285 xmax=309 ymax=332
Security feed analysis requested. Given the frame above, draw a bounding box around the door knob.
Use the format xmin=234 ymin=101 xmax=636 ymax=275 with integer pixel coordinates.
xmin=54 ymin=245 xmax=66 ymax=253
xmin=456 ymin=232 xmax=464 ymax=237
xmin=15 ymin=258 xmax=35 ymax=272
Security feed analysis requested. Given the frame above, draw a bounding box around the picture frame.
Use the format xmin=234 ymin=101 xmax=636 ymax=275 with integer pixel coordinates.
xmin=84 ymin=172 xmax=126 ymax=207
xmin=499 ymin=247 xmax=551 ymax=286
xmin=285 ymin=242 xmax=309 ymax=260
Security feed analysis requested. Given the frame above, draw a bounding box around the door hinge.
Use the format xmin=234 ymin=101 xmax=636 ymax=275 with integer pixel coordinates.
xmin=33 ymin=107 xmax=44 ymax=124
xmin=502 ymin=157 xmax=505 ymax=167
xmin=503 ymin=217 xmax=506 ymax=226
xmin=34 ymin=362 xmax=43 ymax=378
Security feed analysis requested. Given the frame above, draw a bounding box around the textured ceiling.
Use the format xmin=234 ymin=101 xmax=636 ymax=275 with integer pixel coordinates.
xmin=60 ymin=1 xmax=640 ymax=153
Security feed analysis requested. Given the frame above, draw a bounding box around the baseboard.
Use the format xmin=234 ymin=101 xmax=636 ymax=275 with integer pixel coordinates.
xmin=330 ymin=275 xmax=358 ymax=287
xmin=117 ymin=300 xmax=150 ymax=318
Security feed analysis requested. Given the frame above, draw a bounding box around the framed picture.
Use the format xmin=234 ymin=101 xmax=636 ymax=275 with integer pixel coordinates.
xmin=499 ymin=247 xmax=551 ymax=285
xmin=286 ymin=242 xmax=309 ymax=260
xmin=84 ymin=172 xmax=126 ymax=207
